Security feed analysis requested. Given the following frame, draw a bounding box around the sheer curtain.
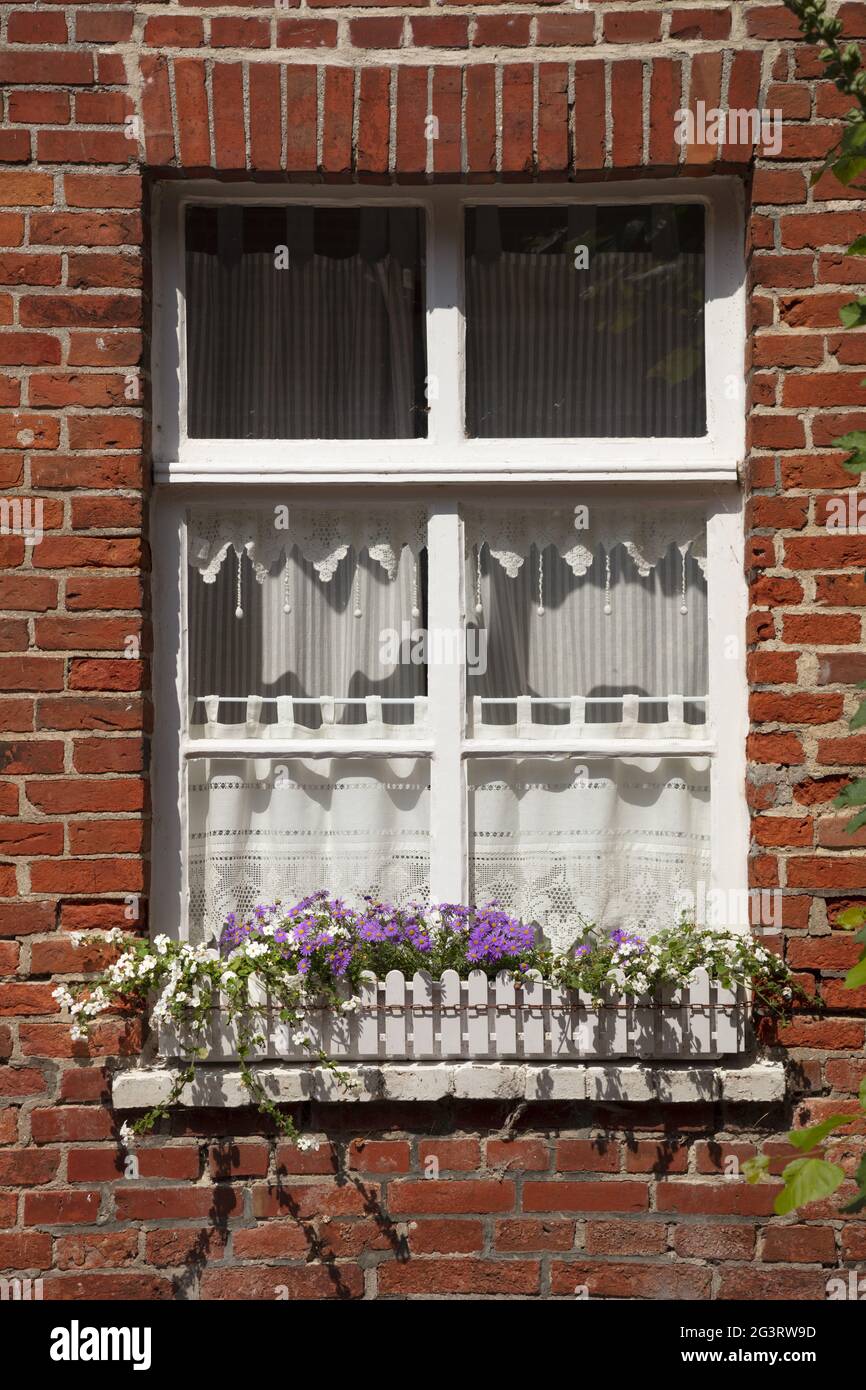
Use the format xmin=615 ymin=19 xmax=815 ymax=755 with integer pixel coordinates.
xmin=185 ymin=506 xmax=429 ymax=941
xmin=464 ymin=504 xmax=711 ymax=951
xmin=185 ymin=206 xmax=425 ymax=439
xmin=464 ymin=204 xmax=706 ymax=438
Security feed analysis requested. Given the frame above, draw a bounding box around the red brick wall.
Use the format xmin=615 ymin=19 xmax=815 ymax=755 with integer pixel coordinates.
xmin=1 ymin=0 xmax=865 ymax=1300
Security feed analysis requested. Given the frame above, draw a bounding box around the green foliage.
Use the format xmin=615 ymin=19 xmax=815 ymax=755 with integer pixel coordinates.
xmin=774 ymin=1157 xmax=847 ymax=1215
xmin=742 ymin=1154 xmax=771 ymax=1185
xmin=788 ymin=1113 xmax=857 ymax=1151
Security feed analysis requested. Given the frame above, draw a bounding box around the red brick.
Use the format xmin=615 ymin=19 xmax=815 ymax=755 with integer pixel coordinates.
xmin=586 ymin=1220 xmax=668 ymax=1255
xmin=357 ymin=67 xmax=390 ymax=174
xmin=62 ymin=176 xmax=141 ymax=212
xmin=417 ymin=1138 xmax=480 ymax=1172
xmin=471 ymin=15 xmax=525 ymax=46
xmin=144 ymin=16 xmax=203 ymax=47
xmin=351 ymin=18 xmax=403 ymax=48
xmin=466 ymin=65 xmax=496 ymax=174
xmin=410 ymin=14 xmax=467 ymax=45
xmin=611 ymin=61 xmax=642 ymax=167
xmin=487 ymin=1138 xmax=549 ymax=1172
xmin=24 ymin=1190 xmax=100 ymax=1225
xmin=285 ymin=65 xmax=317 ymax=172
xmin=604 ymin=12 xmax=661 ymax=43
xmin=537 ymin=63 xmax=569 ymax=173
xmin=410 ymin=1219 xmax=485 ymax=1253
xmin=673 ymin=1224 xmax=756 ymax=1260
xmin=322 ymin=67 xmax=354 ymax=175
xmin=332 ymin=1138 xmax=405 ymax=1174
xmin=252 ymin=1182 xmax=377 ymax=1220
xmin=379 ymin=1258 xmax=539 ymax=1296
xmin=54 ymin=1231 xmax=138 ymax=1270
xmin=388 ymin=1179 xmax=514 ymax=1214
xmin=431 ymin=66 xmax=462 ymax=175
xmin=536 ymin=14 xmax=594 ymax=46
xmin=276 ymin=19 xmax=337 ymax=48
xmin=211 ymin=63 xmax=245 ymax=171
xmin=248 ymin=64 xmax=280 ymax=172
xmin=552 ymin=1259 xmax=711 ymax=1299
xmin=0 ymin=1231 xmax=52 ymax=1268
xmin=524 ymin=1181 xmax=648 ymax=1213
xmin=201 ymin=1266 xmax=363 ymax=1300
xmin=670 ymin=8 xmax=731 ymax=40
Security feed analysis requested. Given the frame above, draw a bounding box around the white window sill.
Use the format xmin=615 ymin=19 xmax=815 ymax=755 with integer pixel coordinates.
xmin=112 ymin=1059 xmax=785 ymax=1110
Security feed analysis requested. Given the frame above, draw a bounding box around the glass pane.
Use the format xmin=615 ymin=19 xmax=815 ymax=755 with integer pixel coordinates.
xmin=467 ymin=542 xmax=707 ymax=734
xmin=468 ymin=756 xmax=710 ymax=952
xmin=188 ymin=757 xmax=430 ymax=943
xmin=465 ymin=203 xmax=706 ymax=438
xmin=186 ymin=205 xmax=427 ymax=439
xmin=186 ymin=505 xmax=428 ymax=736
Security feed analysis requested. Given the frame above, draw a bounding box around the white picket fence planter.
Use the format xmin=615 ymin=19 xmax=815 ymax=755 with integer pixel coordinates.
xmin=159 ymin=968 xmax=748 ymax=1062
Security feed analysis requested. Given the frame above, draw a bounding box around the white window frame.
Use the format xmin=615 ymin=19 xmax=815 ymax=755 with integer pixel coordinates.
xmin=153 ymin=177 xmax=745 ymax=484
xmin=151 ymin=180 xmax=748 ymax=944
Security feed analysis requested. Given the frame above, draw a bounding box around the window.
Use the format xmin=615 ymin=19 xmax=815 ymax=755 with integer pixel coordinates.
xmin=152 ymin=182 xmax=746 ymax=954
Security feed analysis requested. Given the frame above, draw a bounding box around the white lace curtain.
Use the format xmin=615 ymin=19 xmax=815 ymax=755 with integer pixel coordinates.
xmin=189 ymin=758 xmax=431 ymax=942
xmin=185 ymin=504 xmax=710 ymax=947
xmin=469 ymin=758 xmax=711 ymax=953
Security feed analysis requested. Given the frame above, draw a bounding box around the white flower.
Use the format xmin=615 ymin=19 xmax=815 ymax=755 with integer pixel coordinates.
xmin=119 ymin=1121 xmax=137 ymax=1149
xmin=153 ymin=934 xmax=171 ymax=956
xmin=292 ymin=1030 xmax=309 ymax=1047
xmin=340 ymin=997 xmax=360 ymax=1014
xmin=295 ymin=1135 xmax=320 ymax=1152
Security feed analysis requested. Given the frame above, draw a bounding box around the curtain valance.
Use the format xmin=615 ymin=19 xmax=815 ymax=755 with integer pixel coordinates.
xmin=188 ymin=507 xmax=428 ymax=586
xmin=463 ymin=504 xmax=708 ymax=579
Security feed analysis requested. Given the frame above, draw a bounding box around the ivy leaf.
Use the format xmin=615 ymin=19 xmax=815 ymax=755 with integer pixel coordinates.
xmin=843 ymin=807 xmax=866 ymax=834
xmin=844 ymin=954 xmax=866 ymax=989
xmin=842 ymin=119 xmax=866 ymax=153
xmin=835 ymin=429 xmax=866 ymax=472
xmin=839 ymin=298 xmax=866 ymax=328
xmin=849 ymin=698 xmax=866 ymax=730
xmin=837 ymin=906 xmax=866 ymax=929
xmin=840 ymin=1153 xmax=866 ymax=1214
xmin=647 ymin=346 xmax=701 ymax=386
xmin=834 ymin=777 xmax=866 ymax=809
xmin=847 ymin=236 xmax=866 ymax=257
xmin=775 ymin=1157 xmax=846 ymax=1215
xmin=788 ymin=1114 xmax=856 ymax=1152
xmin=742 ymin=1154 xmax=770 ymax=1185
xmin=832 ymin=152 xmax=866 ymax=184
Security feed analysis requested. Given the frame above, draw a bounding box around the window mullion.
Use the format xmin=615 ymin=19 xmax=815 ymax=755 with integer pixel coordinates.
xmin=707 ymin=503 xmax=748 ymax=924
xmin=427 ymin=504 xmax=467 ymax=901
xmin=426 ymin=198 xmax=463 ymax=447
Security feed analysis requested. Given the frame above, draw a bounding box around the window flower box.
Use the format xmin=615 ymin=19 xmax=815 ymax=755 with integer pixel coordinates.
xmin=157 ymin=967 xmax=749 ymax=1063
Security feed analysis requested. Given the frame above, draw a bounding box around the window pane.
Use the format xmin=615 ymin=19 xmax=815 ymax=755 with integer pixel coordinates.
xmin=468 ymin=756 xmax=710 ymax=952
xmin=186 ymin=205 xmax=427 ymax=439
xmin=465 ymin=507 xmax=708 ymax=734
xmin=186 ymin=505 xmax=428 ymax=736
xmin=188 ymin=758 xmax=430 ymax=942
xmin=465 ymin=204 xmax=706 ymax=438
